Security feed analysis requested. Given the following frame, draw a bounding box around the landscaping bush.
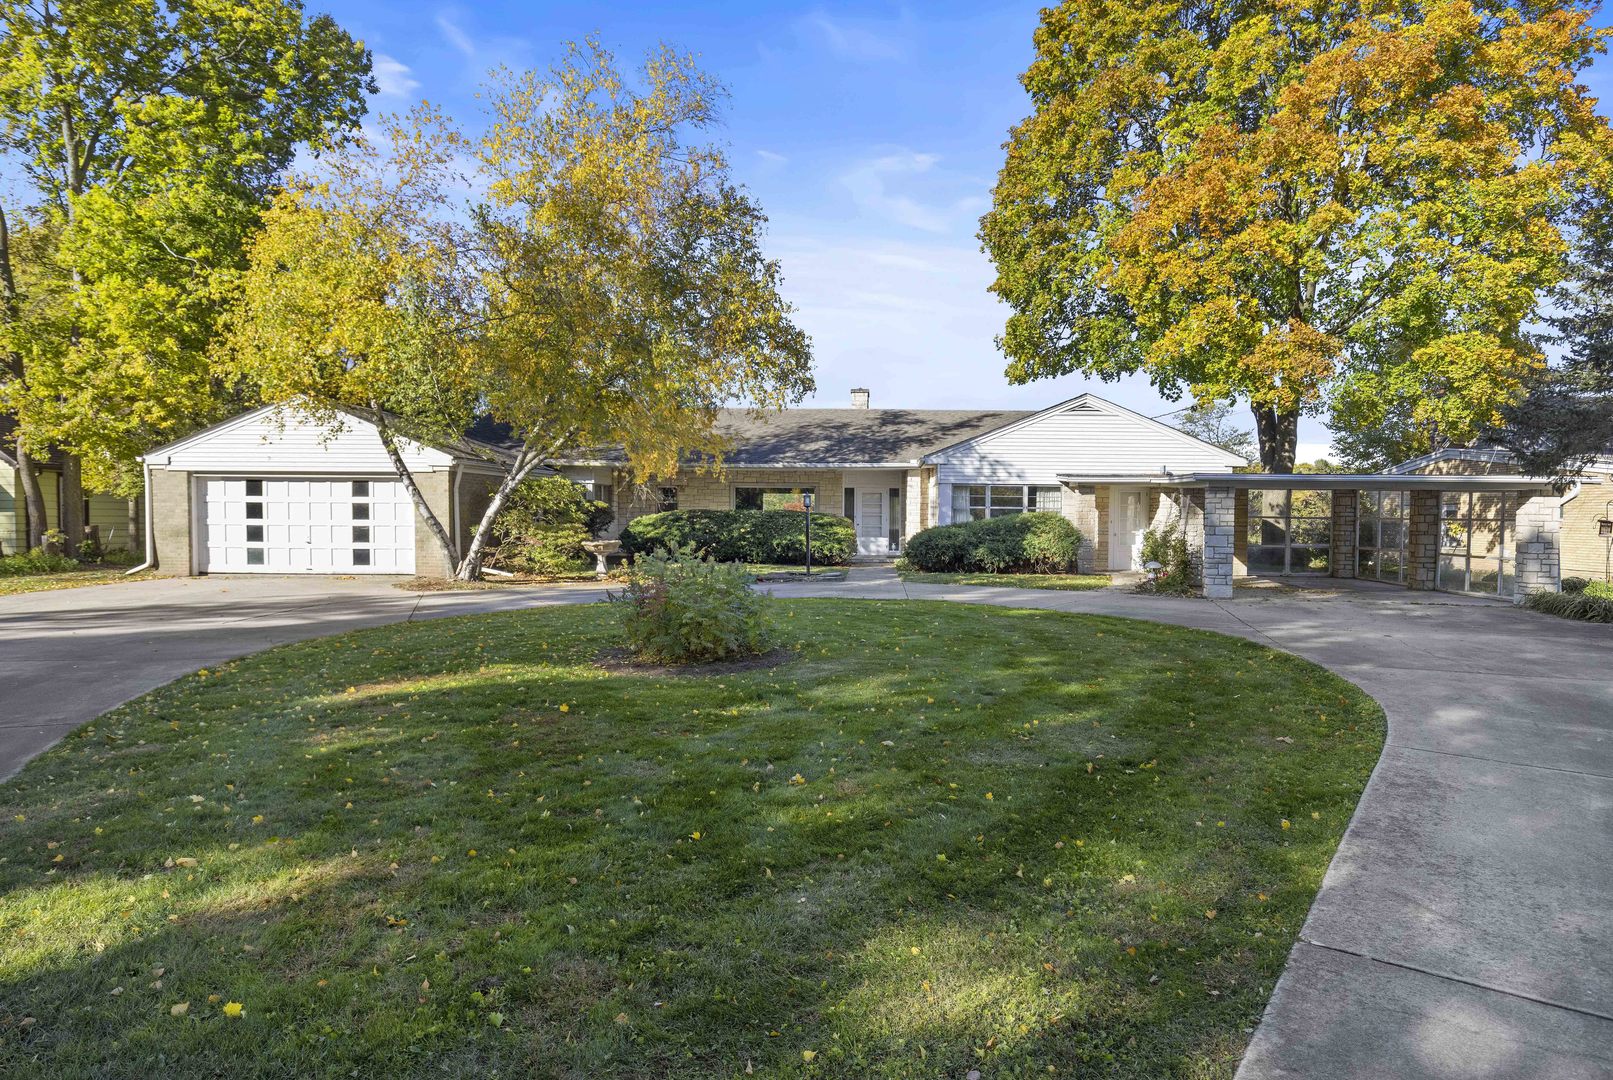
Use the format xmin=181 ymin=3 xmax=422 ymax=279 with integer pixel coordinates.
xmin=1561 ymin=576 xmax=1590 ymax=594
xmin=1589 ymin=580 xmax=1613 ymax=601
xmin=610 ymin=547 xmax=772 ymax=663
xmin=1523 ymin=585 xmax=1613 ymax=623
xmin=490 ymin=476 xmax=613 ymax=576
xmin=0 ymin=549 xmax=81 ymax=576
xmin=619 ymin=509 xmax=855 ymax=565
xmin=1135 ymin=520 xmax=1197 ymax=594
xmin=903 ymin=512 xmax=1083 ymax=574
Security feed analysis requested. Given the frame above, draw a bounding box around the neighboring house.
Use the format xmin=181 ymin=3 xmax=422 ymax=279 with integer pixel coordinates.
xmin=138 ymin=405 xmax=510 ymax=577
xmin=1 ymin=420 xmax=138 ymax=556
xmin=555 ymin=390 xmax=1247 ymax=568
xmin=1389 ymin=446 xmax=1613 ymax=584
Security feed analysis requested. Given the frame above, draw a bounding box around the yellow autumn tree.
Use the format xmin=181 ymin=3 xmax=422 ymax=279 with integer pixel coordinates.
xmin=226 ymin=43 xmax=813 ymax=579
xmin=982 ymin=1 xmax=1613 ymax=470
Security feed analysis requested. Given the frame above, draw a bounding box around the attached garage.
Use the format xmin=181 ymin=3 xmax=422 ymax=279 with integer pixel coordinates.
xmin=141 ymin=405 xmax=510 ymax=578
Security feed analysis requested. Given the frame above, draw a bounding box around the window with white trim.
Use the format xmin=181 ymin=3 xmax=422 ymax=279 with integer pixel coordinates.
xmin=950 ymin=484 xmax=1063 ymax=521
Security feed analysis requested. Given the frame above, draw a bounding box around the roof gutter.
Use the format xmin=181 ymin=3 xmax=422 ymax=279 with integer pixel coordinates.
xmin=125 ymin=458 xmax=156 ymax=576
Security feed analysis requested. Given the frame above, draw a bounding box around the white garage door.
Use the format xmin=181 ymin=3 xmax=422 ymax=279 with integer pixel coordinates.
xmin=200 ymin=477 xmax=416 ymax=574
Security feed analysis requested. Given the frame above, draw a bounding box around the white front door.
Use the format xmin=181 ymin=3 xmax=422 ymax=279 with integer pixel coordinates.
xmin=200 ymin=476 xmax=416 ymax=574
xmin=857 ymin=489 xmax=888 ymax=558
xmin=1108 ymin=487 xmax=1147 ymax=571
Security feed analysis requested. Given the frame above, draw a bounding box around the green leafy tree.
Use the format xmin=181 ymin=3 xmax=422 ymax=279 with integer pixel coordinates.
xmin=982 ymin=0 xmax=1613 ymax=473
xmin=0 ymin=0 xmax=372 ymax=545
xmin=228 ymin=43 xmax=815 ymax=580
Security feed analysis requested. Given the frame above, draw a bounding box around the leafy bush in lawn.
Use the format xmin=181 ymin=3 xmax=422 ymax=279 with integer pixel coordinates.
xmin=619 ymin=509 xmax=854 ymax=565
xmin=611 ymin=547 xmax=772 ymax=663
xmin=0 ymin=549 xmax=81 ymax=576
xmin=1561 ymin=576 xmax=1590 ymax=594
xmin=491 ymin=476 xmax=613 ymax=576
xmin=1589 ymin=580 xmax=1613 ymax=601
xmin=903 ymin=513 xmax=1082 ymax=574
xmin=1523 ymin=586 xmax=1613 ymax=623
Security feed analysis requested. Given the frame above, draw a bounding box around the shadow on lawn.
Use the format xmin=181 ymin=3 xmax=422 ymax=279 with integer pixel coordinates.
xmin=0 ymin=602 xmax=1383 ymax=1079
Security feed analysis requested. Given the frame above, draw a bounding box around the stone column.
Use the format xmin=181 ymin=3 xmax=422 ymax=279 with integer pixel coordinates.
xmin=1512 ymin=492 xmax=1561 ymax=602
xmin=1062 ymin=483 xmax=1100 ymax=573
xmin=1330 ymin=490 xmax=1358 ymax=579
xmin=1202 ymin=485 xmax=1237 ymax=599
xmin=1406 ymin=489 xmax=1441 ymax=590
xmin=903 ymin=471 xmax=923 ymax=543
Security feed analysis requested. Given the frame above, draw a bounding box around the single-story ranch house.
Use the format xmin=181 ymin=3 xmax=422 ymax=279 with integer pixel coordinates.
xmin=1 ymin=419 xmax=138 ymax=556
xmin=128 ymin=390 xmax=1589 ymax=600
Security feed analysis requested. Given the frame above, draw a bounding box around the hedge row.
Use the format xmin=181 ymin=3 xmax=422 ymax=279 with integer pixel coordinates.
xmin=903 ymin=512 xmax=1083 ymax=574
xmin=619 ymin=509 xmax=855 ymax=565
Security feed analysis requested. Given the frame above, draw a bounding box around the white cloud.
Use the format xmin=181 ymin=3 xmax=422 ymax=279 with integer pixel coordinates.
xmin=756 ymin=149 xmax=789 ymax=165
xmin=372 ymin=54 xmax=420 ymax=98
xmin=838 ymin=151 xmax=985 ymax=234
xmin=436 ymin=13 xmax=477 ymax=58
xmin=795 ymin=9 xmax=909 ymax=62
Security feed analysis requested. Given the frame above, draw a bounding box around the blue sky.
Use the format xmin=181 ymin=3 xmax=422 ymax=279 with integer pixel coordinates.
xmin=330 ymin=3 xmax=1613 ymax=459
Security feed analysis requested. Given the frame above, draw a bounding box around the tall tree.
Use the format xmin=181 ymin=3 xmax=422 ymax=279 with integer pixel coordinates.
xmin=1171 ymin=400 xmax=1258 ymax=463
xmin=0 ymin=0 xmax=372 ymax=546
xmin=982 ymin=1 xmax=1613 ymax=473
xmin=1491 ymin=191 xmax=1613 ymax=478
xmin=227 ymin=43 xmax=815 ymax=580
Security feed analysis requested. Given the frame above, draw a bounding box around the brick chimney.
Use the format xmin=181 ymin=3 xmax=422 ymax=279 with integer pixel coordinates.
xmin=850 ymin=387 xmax=870 ymax=409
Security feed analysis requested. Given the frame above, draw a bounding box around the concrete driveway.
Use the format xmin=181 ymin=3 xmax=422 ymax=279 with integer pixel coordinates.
xmin=0 ymin=575 xmax=612 ymax=780
xmin=1 ymin=570 xmax=1610 ymax=1078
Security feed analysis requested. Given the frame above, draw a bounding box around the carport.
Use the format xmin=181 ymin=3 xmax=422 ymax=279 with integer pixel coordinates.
xmin=1095 ymin=472 xmax=1567 ymax=602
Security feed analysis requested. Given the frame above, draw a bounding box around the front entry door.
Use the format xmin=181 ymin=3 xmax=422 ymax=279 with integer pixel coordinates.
xmin=857 ymin=489 xmax=888 ymax=557
xmin=1108 ymin=487 xmax=1147 ymax=571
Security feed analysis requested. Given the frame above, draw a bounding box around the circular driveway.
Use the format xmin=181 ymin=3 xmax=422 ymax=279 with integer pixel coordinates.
xmin=1 ymin=570 xmax=1609 ymax=1079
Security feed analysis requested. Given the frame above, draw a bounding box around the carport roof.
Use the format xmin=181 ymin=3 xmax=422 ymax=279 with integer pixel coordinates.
xmin=1056 ymin=471 xmax=1578 ymax=492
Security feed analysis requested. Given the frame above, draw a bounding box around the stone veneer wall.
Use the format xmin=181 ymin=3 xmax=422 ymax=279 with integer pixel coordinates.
xmin=1406 ymin=489 xmax=1441 ymax=590
xmin=1330 ymin=490 xmax=1358 ymax=579
xmin=1202 ymin=485 xmax=1237 ymax=598
xmin=1062 ymin=484 xmax=1101 ymax=572
xmin=1513 ymin=493 xmax=1561 ymax=599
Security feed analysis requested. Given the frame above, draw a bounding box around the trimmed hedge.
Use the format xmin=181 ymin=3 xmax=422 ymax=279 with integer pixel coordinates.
xmin=619 ymin=509 xmax=855 ymax=565
xmin=903 ymin=512 xmax=1083 ymax=574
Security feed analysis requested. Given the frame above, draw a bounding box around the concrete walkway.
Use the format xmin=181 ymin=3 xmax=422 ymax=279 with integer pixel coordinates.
xmin=1 ymin=569 xmax=1610 ymax=1078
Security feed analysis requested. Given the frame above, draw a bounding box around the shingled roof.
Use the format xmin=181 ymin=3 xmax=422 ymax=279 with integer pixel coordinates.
xmin=552 ymin=407 xmax=1035 ymax=467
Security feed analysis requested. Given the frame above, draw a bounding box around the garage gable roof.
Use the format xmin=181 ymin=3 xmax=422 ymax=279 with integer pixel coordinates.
xmin=142 ymin=404 xmax=510 ymax=473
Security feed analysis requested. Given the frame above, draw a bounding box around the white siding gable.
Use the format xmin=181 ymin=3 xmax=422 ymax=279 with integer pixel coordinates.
xmin=150 ymin=406 xmax=456 ymax=474
xmin=925 ymin=396 xmax=1245 ymax=485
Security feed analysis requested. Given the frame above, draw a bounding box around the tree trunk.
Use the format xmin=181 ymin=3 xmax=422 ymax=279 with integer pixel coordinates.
xmin=127 ymin=496 xmax=141 ymax=556
xmin=367 ymin=407 xmax=460 ymax=573
xmin=455 ymin=446 xmax=549 ymax=581
xmin=1251 ymin=405 xmax=1299 ymax=474
xmin=15 ymin=445 xmax=48 ymax=551
xmin=59 ymin=452 xmax=85 ymax=548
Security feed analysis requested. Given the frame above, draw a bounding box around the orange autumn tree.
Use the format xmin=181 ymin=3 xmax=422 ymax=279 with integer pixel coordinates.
xmin=982 ymin=1 xmax=1613 ymax=471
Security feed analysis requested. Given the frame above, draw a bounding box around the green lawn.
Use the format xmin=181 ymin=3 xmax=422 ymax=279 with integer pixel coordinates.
xmin=0 ymin=567 xmax=147 ymax=597
xmin=0 ymin=601 xmax=1382 ymax=1079
xmin=900 ymin=570 xmax=1112 ymax=591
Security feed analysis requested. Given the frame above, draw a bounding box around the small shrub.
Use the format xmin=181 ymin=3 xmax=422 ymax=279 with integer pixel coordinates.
xmin=610 ymin=547 xmax=772 ymax=663
xmin=0 ymin=549 xmax=81 ymax=577
xmin=1561 ymin=576 xmax=1590 ymax=594
xmin=1584 ymin=580 xmax=1613 ymax=601
xmin=1135 ymin=520 xmax=1197 ymax=594
xmin=490 ymin=476 xmax=612 ymax=576
xmin=76 ymin=536 xmax=103 ymax=562
xmin=101 ymin=546 xmax=144 ymax=567
xmin=903 ymin=513 xmax=1083 ymax=574
xmin=1523 ymin=587 xmax=1613 ymax=623
xmin=619 ymin=509 xmax=855 ymax=566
